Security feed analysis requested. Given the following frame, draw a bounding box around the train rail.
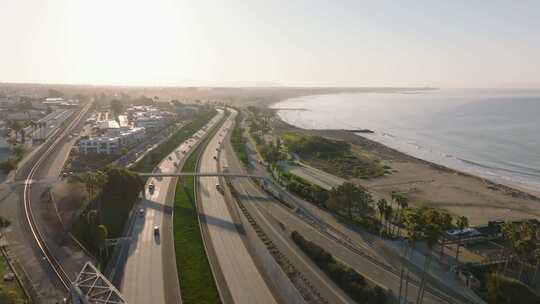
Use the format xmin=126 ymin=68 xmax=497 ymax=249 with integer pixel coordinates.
xmin=22 ymin=102 xmax=91 ymax=292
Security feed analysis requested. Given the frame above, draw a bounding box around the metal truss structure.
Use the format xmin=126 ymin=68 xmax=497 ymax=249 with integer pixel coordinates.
xmin=72 ymin=262 xmax=127 ymax=304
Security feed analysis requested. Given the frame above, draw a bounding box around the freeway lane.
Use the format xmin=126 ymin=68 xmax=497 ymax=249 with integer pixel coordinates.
xmin=197 ymin=109 xmax=278 ymax=304
xmin=120 ymin=110 xmax=224 ymax=304
xmin=224 ymin=114 xmax=453 ymax=304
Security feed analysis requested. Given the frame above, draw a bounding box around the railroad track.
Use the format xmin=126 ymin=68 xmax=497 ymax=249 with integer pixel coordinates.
xmin=22 ymin=102 xmax=92 ymax=293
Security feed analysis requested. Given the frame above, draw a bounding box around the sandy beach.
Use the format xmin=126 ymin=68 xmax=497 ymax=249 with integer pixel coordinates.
xmin=273 ymin=118 xmax=540 ymax=226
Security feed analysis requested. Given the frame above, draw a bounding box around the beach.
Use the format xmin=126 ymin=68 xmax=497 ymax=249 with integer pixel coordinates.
xmin=271 ymin=95 xmax=540 ymax=226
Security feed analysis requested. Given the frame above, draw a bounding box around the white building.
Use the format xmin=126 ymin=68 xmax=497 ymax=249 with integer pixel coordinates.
xmin=118 ymin=115 xmax=130 ymax=129
xmin=79 ymin=137 xmax=120 ymax=155
xmin=79 ymin=127 xmax=145 ymax=155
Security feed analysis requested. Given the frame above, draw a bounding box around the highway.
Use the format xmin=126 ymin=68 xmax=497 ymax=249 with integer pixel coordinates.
xmin=222 ymin=114 xmax=456 ymax=304
xmin=197 ymin=109 xmax=278 ymax=304
xmin=119 ymin=110 xmax=224 ymax=304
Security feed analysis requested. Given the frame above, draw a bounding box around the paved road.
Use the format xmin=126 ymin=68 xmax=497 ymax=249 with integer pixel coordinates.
xmin=282 ymin=162 xmax=345 ymax=190
xmin=120 ymin=111 xmax=224 ymax=304
xmin=197 ymin=109 xmax=277 ymax=304
xmin=226 ymin=113 xmax=460 ymax=304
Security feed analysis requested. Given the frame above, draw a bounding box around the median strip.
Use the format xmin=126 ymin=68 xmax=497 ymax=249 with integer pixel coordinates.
xmin=172 ymin=112 xmax=227 ymax=304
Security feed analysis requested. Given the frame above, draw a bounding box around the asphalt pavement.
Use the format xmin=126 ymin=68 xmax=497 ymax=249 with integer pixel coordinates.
xmin=197 ymin=109 xmax=278 ymax=304
xmin=120 ymin=111 xmax=224 ymax=304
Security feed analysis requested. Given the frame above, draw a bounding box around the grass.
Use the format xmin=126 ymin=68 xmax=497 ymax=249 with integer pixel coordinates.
xmin=230 ymin=111 xmax=250 ymax=167
xmin=283 ymin=132 xmax=387 ymax=179
xmin=172 ymin=115 xmax=223 ymax=304
xmin=0 ymin=254 xmax=27 ymax=304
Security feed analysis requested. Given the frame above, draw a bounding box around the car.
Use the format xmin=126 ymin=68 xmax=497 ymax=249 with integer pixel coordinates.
xmin=138 ymin=208 xmax=145 ymax=216
xmin=213 ymin=155 xmax=217 ymax=160
xmin=215 ymin=184 xmax=224 ymax=194
xmin=148 ymin=183 xmax=155 ymax=193
xmin=154 ymin=226 xmax=160 ymax=236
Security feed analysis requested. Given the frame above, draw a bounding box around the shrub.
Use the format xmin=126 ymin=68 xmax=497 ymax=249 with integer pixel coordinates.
xmin=0 ymin=159 xmax=16 ymax=174
xmin=291 ymin=231 xmax=386 ymax=304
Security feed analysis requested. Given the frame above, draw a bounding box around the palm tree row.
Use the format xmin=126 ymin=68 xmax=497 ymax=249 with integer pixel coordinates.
xmin=7 ymin=120 xmax=47 ymax=145
xmin=500 ymin=221 xmax=540 ymax=284
xmin=376 ymin=191 xmax=409 ymax=238
xmin=398 ymin=206 xmax=454 ymax=304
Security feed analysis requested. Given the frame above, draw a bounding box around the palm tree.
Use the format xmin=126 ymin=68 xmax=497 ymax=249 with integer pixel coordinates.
xmin=383 ymin=204 xmax=393 ymax=236
xmin=454 ymin=216 xmax=469 ymax=264
xmin=29 ymin=121 xmax=36 ymax=141
xmin=400 ymin=207 xmax=423 ymax=303
xmin=10 ymin=121 xmax=22 ymax=143
xmin=501 ymin=222 xmax=519 ymax=275
xmin=533 ymin=249 xmax=540 ymax=284
xmin=395 ymin=194 xmax=409 ymax=237
xmin=377 ymin=198 xmax=388 ymax=235
xmin=417 ymin=208 xmax=450 ymax=304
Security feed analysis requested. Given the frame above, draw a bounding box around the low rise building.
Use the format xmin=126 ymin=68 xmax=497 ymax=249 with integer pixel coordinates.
xmin=118 ymin=127 xmax=145 ymax=146
xmin=79 ymin=127 xmax=145 ymax=155
xmin=134 ymin=115 xmax=165 ymax=129
xmin=79 ymin=136 xmax=120 ymax=155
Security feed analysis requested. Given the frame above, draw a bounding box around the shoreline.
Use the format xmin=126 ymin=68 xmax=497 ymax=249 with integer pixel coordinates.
xmin=281 ymin=118 xmax=540 ymax=201
xmin=268 ymin=105 xmax=540 ymax=225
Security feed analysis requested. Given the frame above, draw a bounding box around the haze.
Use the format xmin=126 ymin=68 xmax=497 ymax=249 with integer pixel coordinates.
xmin=1 ymin=0 xmax=539 ymax=88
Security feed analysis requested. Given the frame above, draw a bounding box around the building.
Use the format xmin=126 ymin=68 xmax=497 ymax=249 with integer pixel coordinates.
xmin=118 ymin=127 xmax=145 ymax=146
xmin=118 ymin=115 xmax=130 ymax=129
xmin=79 ymin=127 xmax=145 ymax=155
xmin=134 ymin=116 xmax=165 ymax=130
xmin=79 ymin=137 xmax=120 ymax=155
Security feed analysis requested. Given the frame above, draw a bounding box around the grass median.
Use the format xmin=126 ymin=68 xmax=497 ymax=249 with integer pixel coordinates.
xmin=132 ymin=108 xmax=217 ymax=174
xmin=173 ymin=113 xmax=226 ymax=304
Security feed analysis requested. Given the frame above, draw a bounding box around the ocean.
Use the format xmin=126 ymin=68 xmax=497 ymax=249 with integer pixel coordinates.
xmin=272 ymin=89 xmax=540 ymax=193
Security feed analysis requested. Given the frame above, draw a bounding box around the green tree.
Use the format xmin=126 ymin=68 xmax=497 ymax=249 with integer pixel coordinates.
xmin=391 ymin=192 xmax=409 ymax=237
xmin=376 ymin=198 xmax=387 ymax=223
xmin=0 ymin=216 xmax=11 ymax=228
xmin=9 ymin=121 xmax=22 ymax=142
xmin=327 ymin=182 xmax=373 ymax=220
xmin=454 ymin=216 xmax=469 ymax=264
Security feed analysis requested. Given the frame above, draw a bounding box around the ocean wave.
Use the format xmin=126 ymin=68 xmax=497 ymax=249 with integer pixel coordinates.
xmin=457 ymin=158 xmax=540 ymax=179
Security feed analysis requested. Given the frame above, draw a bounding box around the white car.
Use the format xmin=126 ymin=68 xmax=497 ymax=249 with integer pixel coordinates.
xmin=138 ymin=208 xmax=145 ymax=217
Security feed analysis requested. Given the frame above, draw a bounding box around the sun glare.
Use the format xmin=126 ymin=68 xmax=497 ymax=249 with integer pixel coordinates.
xmin=65 ymin=0 xmax=184 ymax=84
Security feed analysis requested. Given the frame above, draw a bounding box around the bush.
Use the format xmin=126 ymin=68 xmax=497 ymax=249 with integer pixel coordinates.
xmin=279 ymin=169 xmax=329 ymax=206
xmin=0 ymin=159 xmax=16 ymax=174
xmin=231 ymin=112 xmax=249 ymax=166
xmin=0 ymin=216 xmax=11 ymax=228
xmin=486 ymin=274 xmax=540 ymax=304
xmin=291 ymin=231 xmax=386 ymax=304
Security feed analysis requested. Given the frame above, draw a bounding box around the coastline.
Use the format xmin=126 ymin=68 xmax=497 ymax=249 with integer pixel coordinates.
xmin=269 ymin=106 xmax=540 ymax=225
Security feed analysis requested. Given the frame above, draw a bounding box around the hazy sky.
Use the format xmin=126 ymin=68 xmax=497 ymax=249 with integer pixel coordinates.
xmin=1 ymin=0 xmax=539 ymax=87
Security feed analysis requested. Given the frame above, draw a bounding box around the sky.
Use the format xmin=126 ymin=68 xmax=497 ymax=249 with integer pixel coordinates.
xmin=1 ymin=0 xmax=539 ymax=88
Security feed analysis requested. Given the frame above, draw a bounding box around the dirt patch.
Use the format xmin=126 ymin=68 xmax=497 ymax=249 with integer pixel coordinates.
xmin=50 ymin=180 xmax=87 ymax=229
